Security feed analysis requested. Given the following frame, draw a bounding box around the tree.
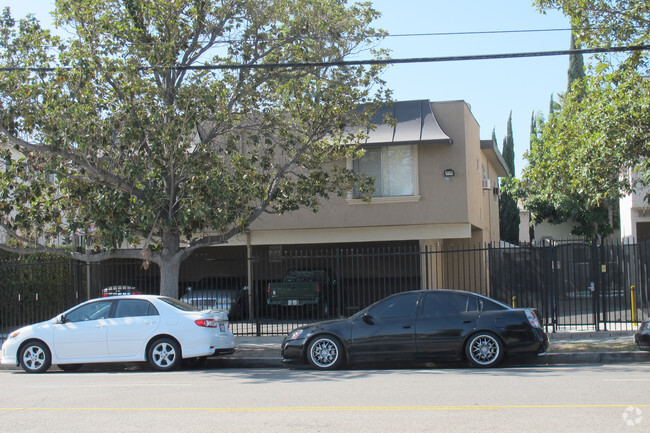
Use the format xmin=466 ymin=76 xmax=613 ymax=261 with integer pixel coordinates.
xmin=0 ymin=1 xmax=390 ymax=297
xmin=520 ymin=1 xmax=650 ymax=238
xmin=499 ymin=112 xmax=520 ymax=244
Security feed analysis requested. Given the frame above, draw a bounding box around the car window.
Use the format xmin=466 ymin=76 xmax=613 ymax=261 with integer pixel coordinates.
xmin=66 ymin=300 xmax=112 ymax=323
xmin=114 ymin=299 xmax=159 ymax=318
xmin=422 ymin=293 xmax=478 ymax=316
xmin=160 ymin=297 xmax=200 ymax=311
xmin=480 ymin=298 xmax=509 ymax=311
xmin=367 ymin=293 xmax=419 ymax=319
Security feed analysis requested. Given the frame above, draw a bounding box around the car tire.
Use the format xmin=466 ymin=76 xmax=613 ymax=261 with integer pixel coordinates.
xmin=19 ymin=341 xmax=52 ymax=373
xmin=465 ymin=332 xmax=504 ymax=368
xmin=58 ymin=364 xmax=84 ymax=372
xmin=307 ymin=335 xmax=344 ymax=370
xmin=148 ymin=337 xmax=181 ymax=371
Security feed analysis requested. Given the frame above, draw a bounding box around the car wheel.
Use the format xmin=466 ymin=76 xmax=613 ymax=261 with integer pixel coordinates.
xmin=19 ymin=341 xmax=52 ymax=373
xmin=58 ymin=364 xmax=84 ymax=372
xmin=465 ymin=332 xmax=504 ymax=368
xmin=307 ymin=335 xmax=344 ymax=370
xmin=148 ymin=337 xmax=181 ymax=371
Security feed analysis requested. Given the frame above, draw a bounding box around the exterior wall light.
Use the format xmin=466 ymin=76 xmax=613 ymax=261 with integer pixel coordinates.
xmin=443 ymin=169 xmax=455 ymax=181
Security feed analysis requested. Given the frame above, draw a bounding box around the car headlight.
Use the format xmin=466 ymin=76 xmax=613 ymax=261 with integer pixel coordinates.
xmin=288 ymin=329 xmax=305 ymax=341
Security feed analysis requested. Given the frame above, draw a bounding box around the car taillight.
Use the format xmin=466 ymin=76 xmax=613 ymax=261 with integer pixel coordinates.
xmin=195 ymin=319 xmax=219 ymax=328
xmin=315 ymin=283 xmax=321 ymax=293
xmin=525 ymin=310 xmax=542 ymax=328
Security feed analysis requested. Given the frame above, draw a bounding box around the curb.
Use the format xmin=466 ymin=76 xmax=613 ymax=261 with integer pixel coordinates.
xmin=2 ymin=352 xmax=648 ymax=371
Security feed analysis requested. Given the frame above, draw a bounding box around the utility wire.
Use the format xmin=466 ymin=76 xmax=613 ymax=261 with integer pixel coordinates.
xmin=384 ymin=28 xmax=574 ymax=38
xmin=1 ymin=45 xmax=647 ymax=73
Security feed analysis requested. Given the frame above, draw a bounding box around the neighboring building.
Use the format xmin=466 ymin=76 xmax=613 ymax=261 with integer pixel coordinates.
xmin=531 ymin=167 xmax=648 ymax=244
xmin=620 ymin=167 xmax=650 ymax=243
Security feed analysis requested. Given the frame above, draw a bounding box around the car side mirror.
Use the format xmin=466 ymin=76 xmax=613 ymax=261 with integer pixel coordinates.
xmin=362 ymin=313 xmax=374 ymax=325
xmin=56 ymin=314 xmax=66 ymax=324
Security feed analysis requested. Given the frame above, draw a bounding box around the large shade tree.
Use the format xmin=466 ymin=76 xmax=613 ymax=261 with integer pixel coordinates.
xmin=0 ymin=0 xmax=390 ymax=297
xmin=519 ymin=0 xmax=650 ymax=238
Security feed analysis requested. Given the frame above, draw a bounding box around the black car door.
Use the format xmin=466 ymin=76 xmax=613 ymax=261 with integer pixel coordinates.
xmin=415 ymin=292 xmax=481 ymax=357
xmin=349 ymin=292 xmax=421 ymax=361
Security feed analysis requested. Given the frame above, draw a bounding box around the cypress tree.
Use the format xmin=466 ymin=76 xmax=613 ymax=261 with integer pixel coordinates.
xmin=499 ymin=112 xmax=520 ymax=244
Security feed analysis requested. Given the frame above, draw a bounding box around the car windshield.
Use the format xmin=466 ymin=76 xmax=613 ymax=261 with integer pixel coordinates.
xmin=160 ymin=297 xmax=200 ymax=311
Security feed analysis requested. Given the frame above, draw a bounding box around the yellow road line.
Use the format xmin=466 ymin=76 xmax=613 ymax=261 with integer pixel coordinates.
xmin=1 ymin=404 xmax=649 ymax=412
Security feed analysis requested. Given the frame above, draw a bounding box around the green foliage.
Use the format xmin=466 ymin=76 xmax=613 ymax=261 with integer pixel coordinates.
xmin=0 ymin=0 xmax=390 ymax=296
xmin=499 ymin=114 xmax=519 ymax=244
xmin=521 ymin=0 xmax=650 ymax=239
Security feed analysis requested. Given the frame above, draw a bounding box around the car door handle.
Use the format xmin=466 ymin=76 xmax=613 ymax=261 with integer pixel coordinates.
xmin=145 ymin=321 xmax=155 ymax=325
xmin=403 ymin=324 xmax=413 ymax=329
xmin=96 ymin=324 xmax=106 ymax=328
xmin=462 ymin=320 xmax=472 ymax=324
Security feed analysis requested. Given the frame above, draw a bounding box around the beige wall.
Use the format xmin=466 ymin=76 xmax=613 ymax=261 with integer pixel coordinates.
xmin=230 ymin=100 xmax=504 ymax=247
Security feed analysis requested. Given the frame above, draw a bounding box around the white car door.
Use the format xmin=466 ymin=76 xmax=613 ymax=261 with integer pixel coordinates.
xmin=53 ymin=300 xmax=112 ymax=360
xmin=107 ymin=299 xmax=161 ymax=358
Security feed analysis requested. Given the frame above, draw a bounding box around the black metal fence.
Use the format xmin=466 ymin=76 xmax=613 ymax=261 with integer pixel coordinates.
xmin=1 ymin=241 xmax=649 ymax=338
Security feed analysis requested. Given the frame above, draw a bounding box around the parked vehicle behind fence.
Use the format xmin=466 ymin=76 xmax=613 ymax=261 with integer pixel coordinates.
xmin=267 ymin=269 xmax=336 ymax=318
xmin=180 ymin=276 xmax=247 ymax=320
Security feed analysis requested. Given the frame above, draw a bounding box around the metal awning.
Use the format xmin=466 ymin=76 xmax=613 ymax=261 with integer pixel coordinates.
xmin=363 ymin=100 xmax=453 ymax=146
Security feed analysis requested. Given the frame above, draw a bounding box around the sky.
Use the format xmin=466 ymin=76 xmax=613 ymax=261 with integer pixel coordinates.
xmin=2 ymin=0 xmax=571 ymax=177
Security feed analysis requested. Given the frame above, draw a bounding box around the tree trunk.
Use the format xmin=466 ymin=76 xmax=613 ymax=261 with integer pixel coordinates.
xmin=158 ymin=229 xmax=183 ymax=298
xmin=159 ymin=258 xmax=182 ymax=298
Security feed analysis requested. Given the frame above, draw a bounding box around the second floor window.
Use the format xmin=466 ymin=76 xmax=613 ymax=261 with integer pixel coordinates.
xmin=353 ymin=145 xmax=415 ymax=198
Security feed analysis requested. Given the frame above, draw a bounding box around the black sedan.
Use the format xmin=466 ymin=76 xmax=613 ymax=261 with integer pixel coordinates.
xmin=282 ymin=290 xmax=548 ymax=369
xmin=634 ymin=319 xmax=650 ymax=351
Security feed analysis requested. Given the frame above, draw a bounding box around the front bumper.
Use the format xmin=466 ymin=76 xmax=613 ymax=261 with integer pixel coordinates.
xmin=1 ymin=338 xmax=19 ymax=366
xmin=281 ymin=337 xmax=307 ymax=364
xmin=634 ymin=331 xmax=650 ymax=351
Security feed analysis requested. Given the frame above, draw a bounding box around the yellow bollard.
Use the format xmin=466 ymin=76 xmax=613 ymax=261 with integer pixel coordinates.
xmin=631 ymin=285 xmax=637 ymax=326
xmin=512 ymin=296 xmax=517 ymax=308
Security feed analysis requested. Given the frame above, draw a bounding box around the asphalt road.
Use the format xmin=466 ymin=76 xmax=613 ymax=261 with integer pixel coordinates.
xmin=1 ymin=363 xmax=649 ymax=432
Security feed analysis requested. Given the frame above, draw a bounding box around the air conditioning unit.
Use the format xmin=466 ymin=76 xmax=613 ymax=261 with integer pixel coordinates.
xmin=481 ymin=178 xmax=491 ymax=189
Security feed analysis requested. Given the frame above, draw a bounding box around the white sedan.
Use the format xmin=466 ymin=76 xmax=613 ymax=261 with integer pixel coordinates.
xmin=1 ymin=295 xmax=235 ymax=373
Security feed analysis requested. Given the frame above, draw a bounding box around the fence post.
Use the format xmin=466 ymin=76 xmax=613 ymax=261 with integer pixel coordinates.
xmin=631 ymin=285 xmax=638 ymax=326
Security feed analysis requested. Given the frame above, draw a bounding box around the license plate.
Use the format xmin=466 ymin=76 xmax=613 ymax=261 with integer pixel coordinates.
xmin=288 ymin=300 xmax=298 ymax=306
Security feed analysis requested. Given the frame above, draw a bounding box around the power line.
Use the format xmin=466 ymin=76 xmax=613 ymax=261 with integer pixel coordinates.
xmin=1 ymin=45 xmax=647 ymax=73
xmin=384 ymin=28 xmax=574 ymax=38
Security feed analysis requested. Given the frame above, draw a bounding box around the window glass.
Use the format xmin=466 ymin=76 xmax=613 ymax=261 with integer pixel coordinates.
xmin=66 ymin=301 xmax=112 ymax=323
xmin=353 ymin=145 xmax=414 ymax=197
xmin=367 ymin=292 xmax=419 ymax=319
xmin=422 ymin=293 xmax=478 ymax=316
xmin=159 ymin=297 xmax=200 ymax=311
xmin=114 ymin=299 xmax=159 ymax=318
xmin=480 ymin=298 xmax=509 ymax=311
